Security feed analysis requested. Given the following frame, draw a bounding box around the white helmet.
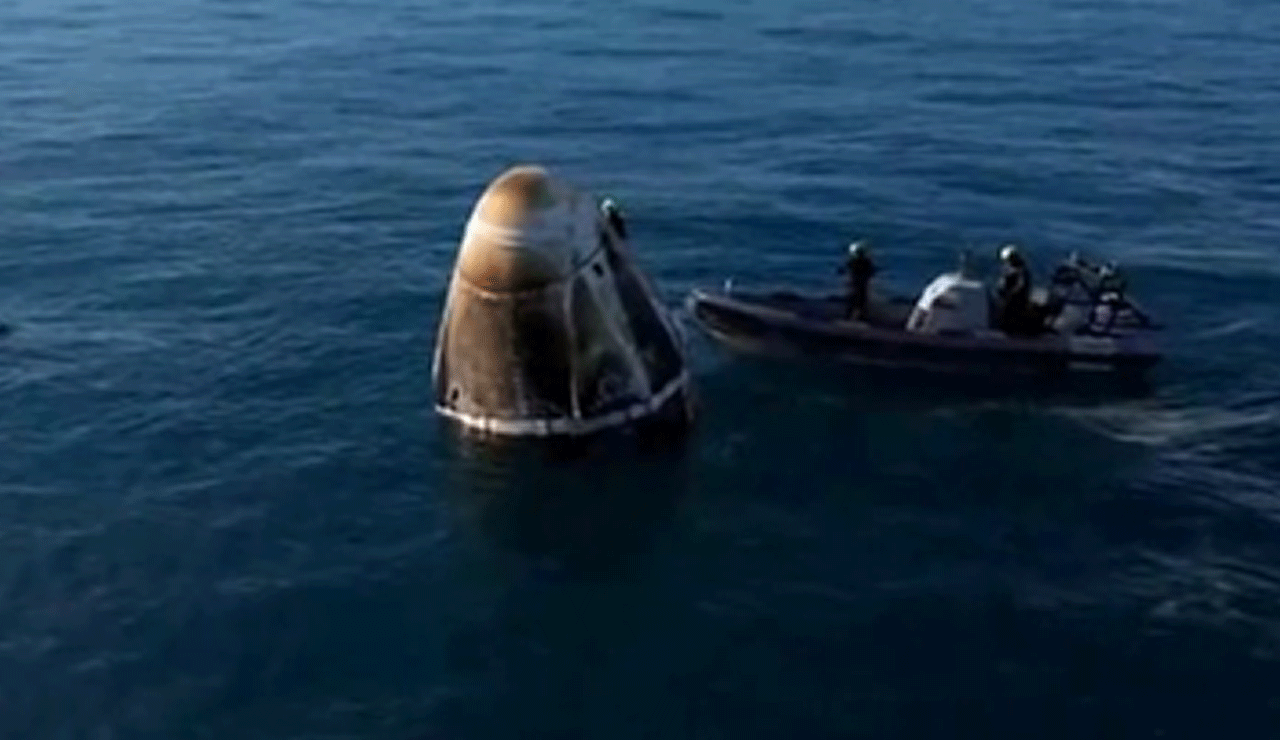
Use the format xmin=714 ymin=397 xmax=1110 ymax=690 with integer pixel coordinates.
xmin=848 ymin=240 xmax=868 ymax=257
xmin=999 ymin=243 xmax=1021 ymax=262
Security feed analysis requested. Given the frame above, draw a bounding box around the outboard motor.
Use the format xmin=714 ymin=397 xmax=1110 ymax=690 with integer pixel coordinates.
xmin=1044 ymin=255 xmax=1154 ymax=335
xmin=1084 ymin=262 xmax=1141 ymax=333
xmin=1044 ymin=256 xmax=1095 ymax=334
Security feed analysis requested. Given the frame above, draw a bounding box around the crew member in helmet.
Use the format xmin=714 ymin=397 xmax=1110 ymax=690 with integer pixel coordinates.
xmin=837 ymin=240 xmax=877 ymax=320
xmin=601 ymin=198 xmax=627 ymax=240
xmin=995 ymin=243 xmax=1033 ymax=334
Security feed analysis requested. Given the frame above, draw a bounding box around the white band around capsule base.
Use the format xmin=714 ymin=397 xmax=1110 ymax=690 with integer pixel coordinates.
xmin=436 ymin=370 xmax=691 ymax=438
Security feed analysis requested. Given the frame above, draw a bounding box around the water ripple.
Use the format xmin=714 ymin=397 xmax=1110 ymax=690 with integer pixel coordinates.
xmin=5 ymin=0 xmax=1280 ymax=735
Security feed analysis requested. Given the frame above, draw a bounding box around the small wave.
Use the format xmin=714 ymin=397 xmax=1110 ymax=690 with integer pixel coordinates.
xmin=1136 ymin=548 xmax=1280 ymax=638
xmin=1055 ymin=401 xmax=1280 ymax=448
xmin=1191 ymin=316 xmax=1265 ymax=339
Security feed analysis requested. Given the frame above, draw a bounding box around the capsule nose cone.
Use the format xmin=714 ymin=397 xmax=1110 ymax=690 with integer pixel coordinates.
xmin=471 ymin=164 xmax=559 ymax=229
xmin=455 ymin=164 xmax=596 ymax=293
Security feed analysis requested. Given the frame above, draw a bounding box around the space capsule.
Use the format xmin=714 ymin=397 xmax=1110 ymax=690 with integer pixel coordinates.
xmin=431 ymin=164 xmax=693 ymax=437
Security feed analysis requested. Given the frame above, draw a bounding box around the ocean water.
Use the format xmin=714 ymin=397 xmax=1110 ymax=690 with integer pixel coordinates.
xmin=3 ymin=0 xmax=1280 ymax=736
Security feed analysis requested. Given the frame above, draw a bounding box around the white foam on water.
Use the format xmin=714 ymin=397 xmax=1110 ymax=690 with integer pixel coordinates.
xmin=1053 ymin=400 xmax=1280 ymax=448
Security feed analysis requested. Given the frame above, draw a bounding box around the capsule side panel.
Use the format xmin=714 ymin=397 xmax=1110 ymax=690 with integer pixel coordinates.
xmin=569 ymin=274 xmax=651 ymax=420
xmin=603 ymin=243 xmax=685 ymax=395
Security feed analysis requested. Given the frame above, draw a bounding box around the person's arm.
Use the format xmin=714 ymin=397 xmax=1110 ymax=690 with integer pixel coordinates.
xmin=996 ymin=271 xmax=1013 ymax=296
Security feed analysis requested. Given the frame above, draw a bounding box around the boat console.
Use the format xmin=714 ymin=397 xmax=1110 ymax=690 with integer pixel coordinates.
xmin=905 ymin=272 xmax=994 ymax=335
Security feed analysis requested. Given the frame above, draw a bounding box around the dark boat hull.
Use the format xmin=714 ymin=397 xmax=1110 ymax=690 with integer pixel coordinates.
xmin=685 ymin=287 xmax=1162 ymax=378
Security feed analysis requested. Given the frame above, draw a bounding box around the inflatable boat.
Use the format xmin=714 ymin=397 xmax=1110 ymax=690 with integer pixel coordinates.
xmin=685 ymin=252 xmax=1163 ymax=377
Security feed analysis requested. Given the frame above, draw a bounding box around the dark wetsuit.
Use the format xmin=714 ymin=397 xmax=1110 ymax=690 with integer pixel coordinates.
xmin=996 ymin=261 xmax=1032 ymax=334
xmin=839 ymin=253 xmax=877 ymax=319
xmin=604 ymin=205 xmax=627 ymax=240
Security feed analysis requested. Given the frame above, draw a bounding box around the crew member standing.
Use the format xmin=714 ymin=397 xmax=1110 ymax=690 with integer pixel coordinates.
xmin=838 ymin=240 xmax=877 ymax=320
xmin=996 ymin=243 xmax=1033 ymax=334
xmin=601 ymin=198 xmax=627 ymax=240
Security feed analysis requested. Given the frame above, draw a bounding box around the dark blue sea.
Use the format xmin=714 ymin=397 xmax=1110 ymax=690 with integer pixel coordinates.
xmin=4 ymin=0 xmax=1280 ymax=737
